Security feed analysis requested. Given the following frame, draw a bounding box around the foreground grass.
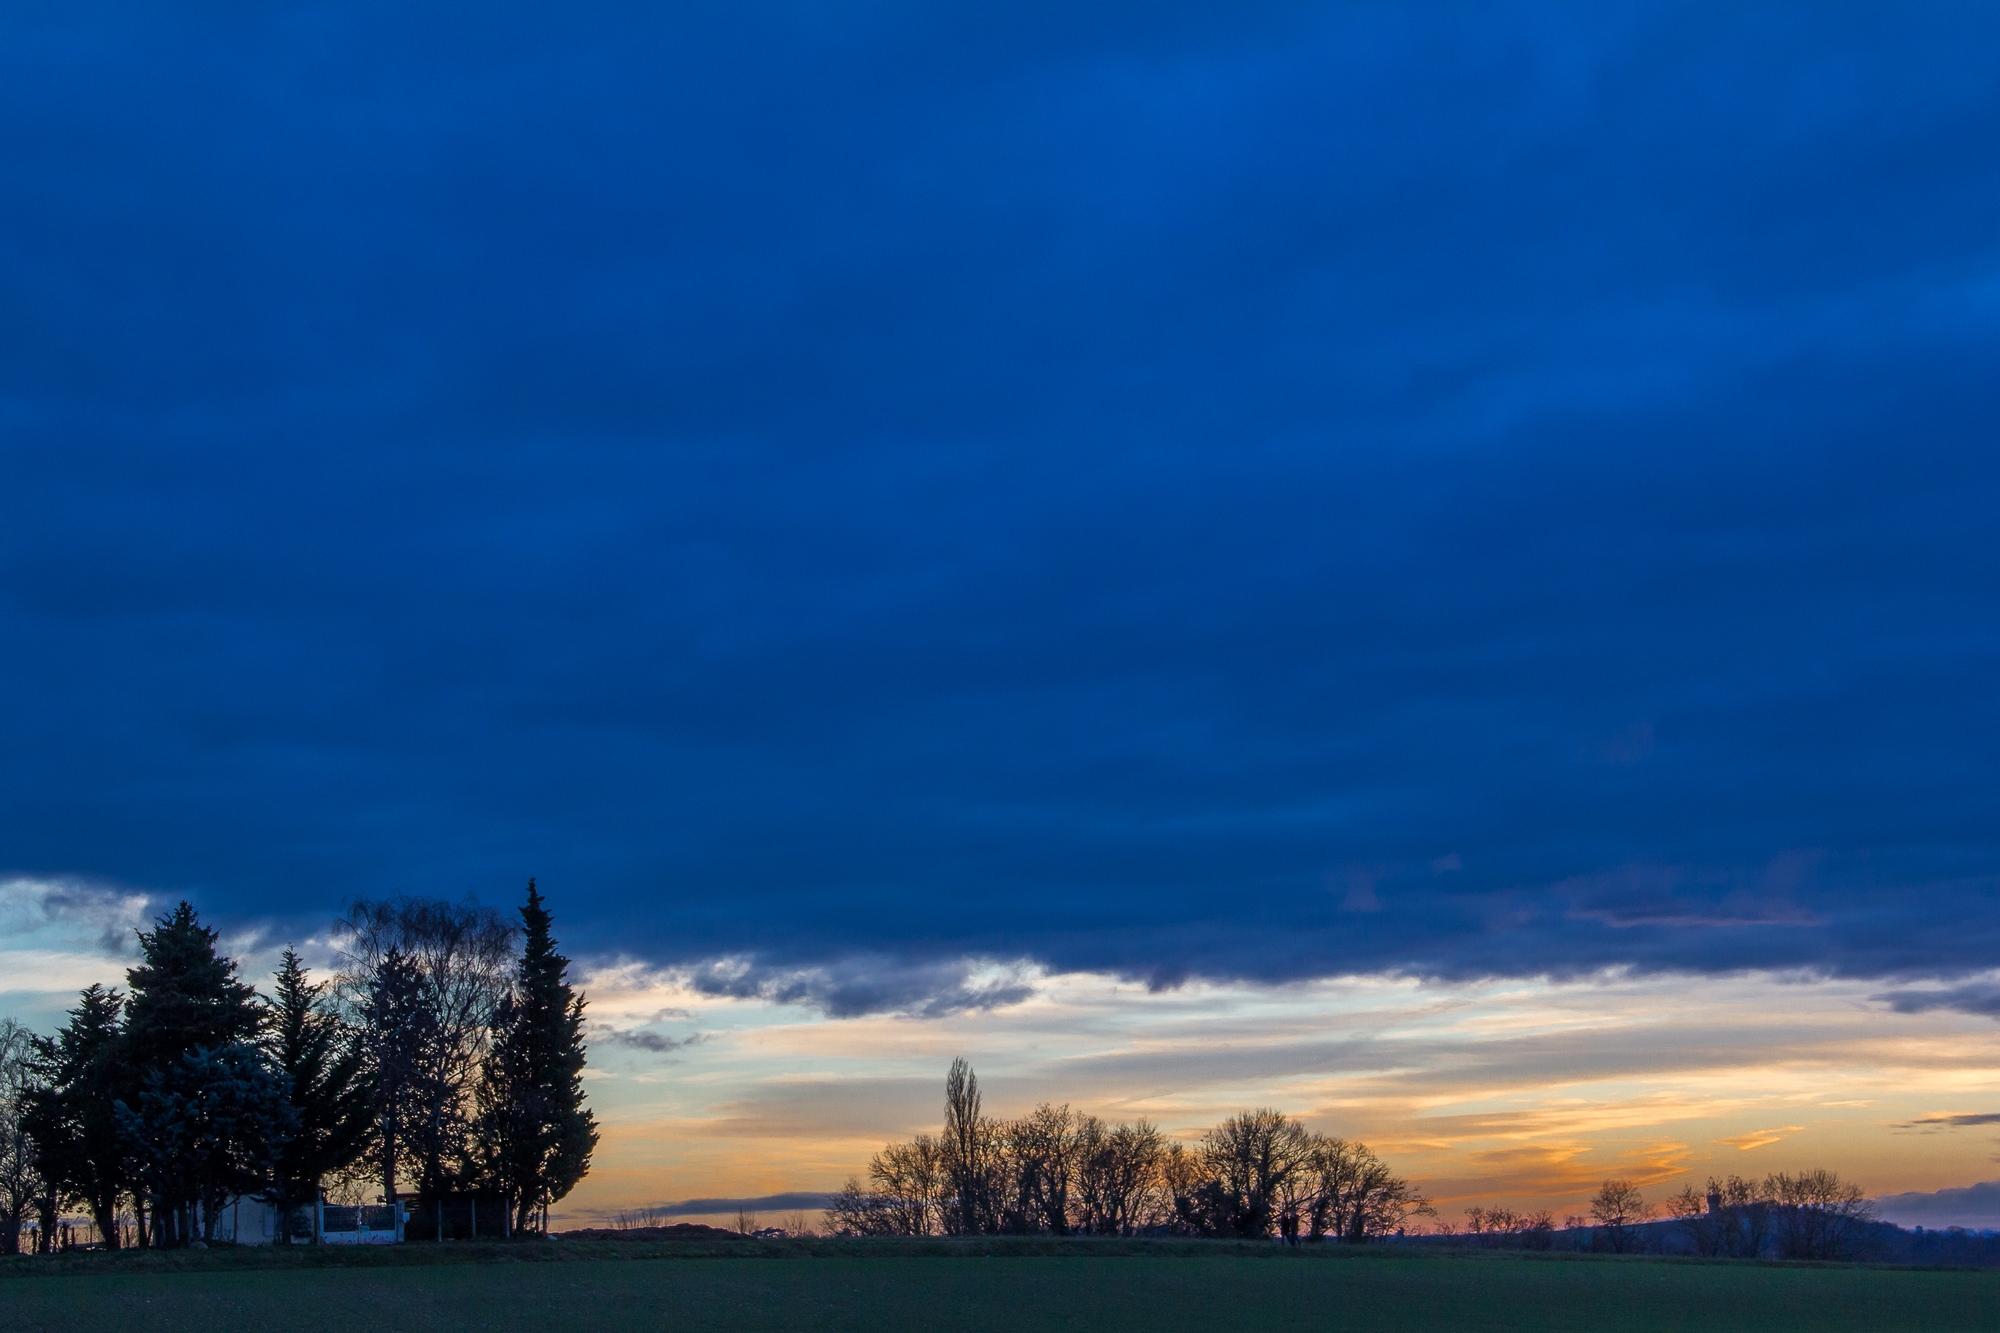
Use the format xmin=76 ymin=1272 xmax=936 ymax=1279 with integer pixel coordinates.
xmin=2 ymin=1249 xmax=1998 ymax=1333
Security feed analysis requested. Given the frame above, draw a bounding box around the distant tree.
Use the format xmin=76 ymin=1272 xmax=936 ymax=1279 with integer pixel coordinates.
xmin=1073 ymin=1117 xmax=1165 ymax=1236
xmin=337 ymin=895 xmax=515 ymax=1211
xmin=474 ymin=881 xmax=597 ymax=1235
xmin=22 ymin=986 xmax=128 ymax=1250
xmin=1452 ymin=1204 xmax=1550 ymax=1249
xmin=118 ymin=1043 xmax=297 ymax=1245
xmin=1767 ymin=1168 xmax=1873 ymax=1261
xmin=1301 ymin=1136 xmax=1432 ymax=1243
xmin=1004 ymin=1103 xmax=1083 ymax=1234
xmin=0 ymin=1018 xmax=46 ymax=1255
xmin=1197 ymin=1110 xmax=1310 ymax=1238
xmin=1707 ymin=1174 xmax=1776 ymax=1257
xmin=1161 ymin=1140 xmax=1217 ymax=1234
xmin=869 ymin=1134 xmax=947 ymax=1235
xmin=1589 ymin=1179 xmax=1651 ymax=1254
xmin=1665 ymin=1182 xmax=1719 ymax=1256
xmin=941 ymin=1058 xmax=1002 ymax=1234
xmin=264 ymin=949 xmax=374 ymax=1241
xmin=826 ymin=1176 xmax=897 ymax=1236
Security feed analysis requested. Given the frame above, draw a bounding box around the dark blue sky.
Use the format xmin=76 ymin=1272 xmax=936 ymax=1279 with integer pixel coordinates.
xmin=5 ymin=4 xmax=1999 ymax=1009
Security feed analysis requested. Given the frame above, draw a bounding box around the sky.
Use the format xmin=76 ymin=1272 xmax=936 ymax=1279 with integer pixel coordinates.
xmin=5 ymin=2 xmax=2000 ymax=1228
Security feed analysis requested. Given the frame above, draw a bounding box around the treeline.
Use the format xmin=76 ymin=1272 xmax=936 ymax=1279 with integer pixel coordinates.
xmin=829 ymin=1059 xmax=1430 ymax=1241
xmin=1430 ymin=1173 xmax=1879 ymax=1262
xmin=0 ymin=881 xmax=595 ymax=1252
xmin=1665 ymin=1171 xmax=1876 ymax=1261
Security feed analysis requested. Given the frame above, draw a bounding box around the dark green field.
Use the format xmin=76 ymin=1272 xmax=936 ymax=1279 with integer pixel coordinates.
xmin=3 ymin=1246 xmax=1998 ymax=1333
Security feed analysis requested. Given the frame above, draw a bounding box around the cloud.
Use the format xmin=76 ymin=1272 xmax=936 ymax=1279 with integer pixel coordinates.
xmin=600 ymin=1029 xmax=706 ymax=1054
xmin=1895 ymin=1112 xmax=2000 ymax=1129
xmin=2 ymin=6 xmax=2000 ymax=995
xmin=1877 ymin=983 xmax=2000 ymax=1020
xmin=656 ymin=1193 xmax=835 ymax=1217
xmin=682 ymin=956 xmax=1037 ymax=1019
xmin=0 ymin=876 xmax=151 ymax=957
xmin=1714 ymin=1126 xmax=1803 ymax=1152
xmin=1873 ymin=1180 xmax=2000 ymax=1231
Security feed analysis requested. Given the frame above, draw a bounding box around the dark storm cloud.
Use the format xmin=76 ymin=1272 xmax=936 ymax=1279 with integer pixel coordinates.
xmin=3 ymin=4 xmax=2000 ymax=1008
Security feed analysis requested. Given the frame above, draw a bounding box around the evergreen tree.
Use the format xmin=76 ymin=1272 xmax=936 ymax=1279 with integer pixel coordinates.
xmin=123 ymin=902 xmax=264 ymax=1071
xmin=116 ymin=901 xmax=272 ymax=1246
xmin=476 ymin=880 xmax=596 ymax=1234
xmin=20 ymin=986 xmax=126 ymax=1249
xmin=356 ymin=948 xmax=434 ymax=1209
xmin=264 ymin=949 xmax=373 ymax=1241
xmin=117 ymin=1043 xmax=297 ymax=1245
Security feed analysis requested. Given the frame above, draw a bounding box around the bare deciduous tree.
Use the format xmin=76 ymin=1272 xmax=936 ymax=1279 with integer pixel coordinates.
xmin=1005 ymin=1103 xmax=1083 ymax=1235
xmin=1199 ymin=1109 xmax=1311 ymax=1238
xmin=1073 ymin=1117 xmax=1164 ymax=1236
xmin=1589 ymin=1179 xmax=1651 ymax=1253
xmin=335 ymin=895 xmax=517 ymax=1207
xmin=1302 ymin=1137 xmax=1433 ymax=1243
xmin=1768 ymin=1168 xmax=1873 ymax=1261
xmin=0 ymin=1019 xmax=43 ymax=1255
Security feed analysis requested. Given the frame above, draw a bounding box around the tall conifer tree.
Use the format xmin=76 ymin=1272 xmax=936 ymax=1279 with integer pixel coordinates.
xmin=22 ymin=986 xmax=127 ymax=1249
xmin=265 ymin=949 xmax=373 ymax=1240
xmin=123 ymin=901 xmax=264 ymax=1071
xmin=117 ymin=901 xmax=271 ymax=1246
xmin=477 ymin=880 xmax=596 ymax=1234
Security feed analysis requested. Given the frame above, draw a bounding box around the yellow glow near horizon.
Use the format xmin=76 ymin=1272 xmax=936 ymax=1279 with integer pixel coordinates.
xmin=5 ymin=886 xmax=1997 ymax=1232
xmin=568 ymin=961 xmax=2000 ymax=1228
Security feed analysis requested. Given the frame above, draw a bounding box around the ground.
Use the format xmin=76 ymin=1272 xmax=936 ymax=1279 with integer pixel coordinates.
xmin=2 ymin=1244 xmax=1996 ymax=1332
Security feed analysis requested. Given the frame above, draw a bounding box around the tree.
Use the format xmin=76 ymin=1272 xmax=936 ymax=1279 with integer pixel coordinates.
xmin=1767 ymin=1168 xmax=1873 ymax=1261
xmin=22 ymin=986 xmax=128 ymax=1250
xmin=1589 ymin=1179 xmax=1651 ymax=1254
xmin=118 ymin=1043 xmax=297 ymax=1245
xmin=354 ymin=949 xmax=431 ymax=1210
xmin=941 ymin=1058 xmax=1002 ymax=1235
xmin=1073 ymin=1117 xmax=1164 ymax=1236
xmin=1004 ymin=1103 xmax=1082 ymax=1234
xmin=118 ymin=902 xmax=269 ymax=1247
xmin=264 ymin=949 xmax=374 ymax=1241
xmin=0 ymin=1019 xmax=45 ymax=1255
xmin=1666 ymin=1182 xmax=1723 ymax=1257
xmin=474 ymin=880 xmax=597 ymax=1235
xmin=1197 ymin=1110 xmax=1311 ymax=1238
xmin=1679 ymin=1174 xmax=1774 ymax=1258
xmin=336 ymin=894 xmax=515 ymax=1210
xmin=123 ymin=903 xmax=265 ymax=1074
xmin=1300 ymin=1136 xmax=1431 ymax=1243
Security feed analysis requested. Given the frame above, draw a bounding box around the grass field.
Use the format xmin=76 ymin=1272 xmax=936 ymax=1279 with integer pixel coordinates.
xmin=3 ymin=1247 xmax=1998 ymax=1333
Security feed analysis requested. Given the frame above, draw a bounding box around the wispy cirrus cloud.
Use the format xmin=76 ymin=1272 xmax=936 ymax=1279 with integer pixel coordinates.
xmin=1894 ymin=1112 xmax=2000 ymax=1130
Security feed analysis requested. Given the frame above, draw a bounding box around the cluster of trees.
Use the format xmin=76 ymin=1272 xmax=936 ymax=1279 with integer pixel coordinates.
xmin=1453 ymin=1205 xmax=1557 ymax=1247
xmin=0 ymin=881 xmax=595 ymax=1251
xmin=828 ymin=1059 xmax=1430 ymax=1241
xmin=1666 ymin=1170 xmax=1876 ymax=1261
xmin=1433 ymin=1174 xmax=1877 ymax=1260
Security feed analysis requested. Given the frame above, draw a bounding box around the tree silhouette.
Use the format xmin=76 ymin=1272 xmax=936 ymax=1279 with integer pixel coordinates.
xmin=476 ymin=880 xmax=597 ymax=1234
